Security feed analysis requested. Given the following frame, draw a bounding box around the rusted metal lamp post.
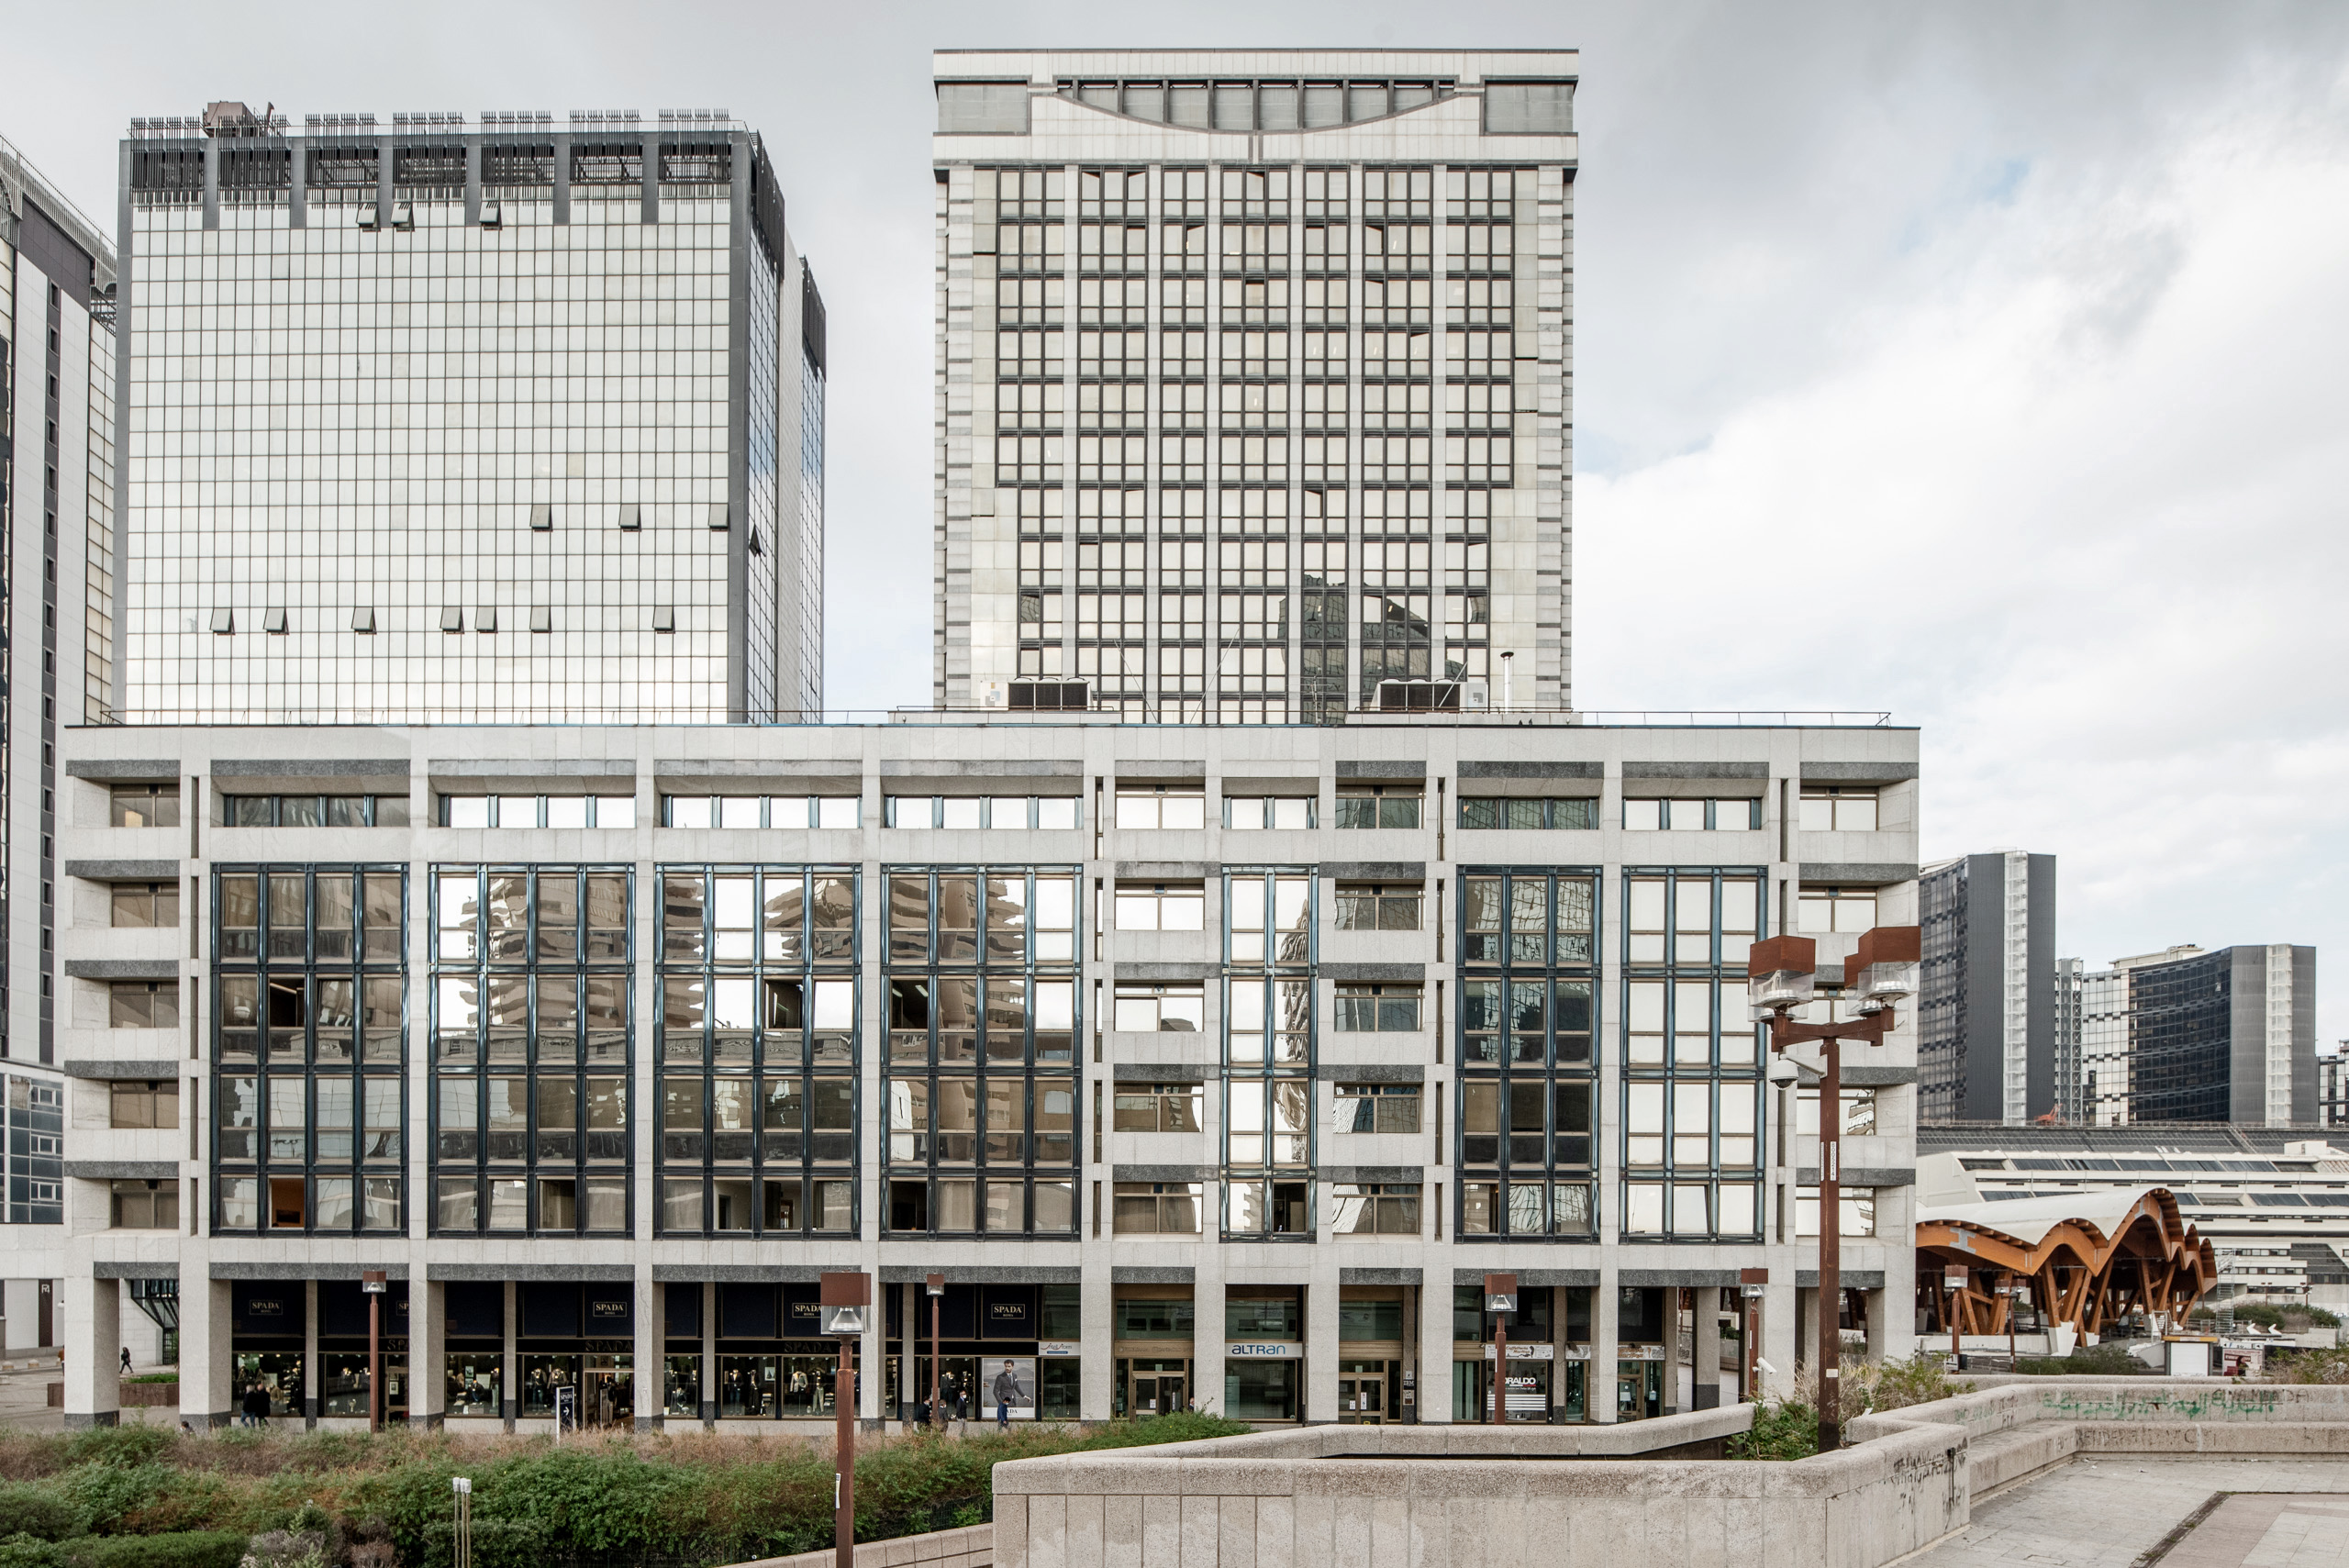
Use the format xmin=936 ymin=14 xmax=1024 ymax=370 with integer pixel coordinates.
xmin=1482 ymin=1273 xmax=1518 ymax=1424
xmin=361 ymin=1270 xmax=388 ymax=1433
xmin=927 ymin=1273 xmax=945 ymax=1433
xmin=819 ymin=1272 xmax=871 ymax=1568
xmin=1750 ymin=925 xmax=1919 ymax=1452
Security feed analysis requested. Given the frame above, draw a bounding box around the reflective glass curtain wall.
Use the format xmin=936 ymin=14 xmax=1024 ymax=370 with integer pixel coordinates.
xmin=883 ymin=868 xmax=1081 ymax=1235
xmin=655 ymin=866 xmax=860 ymax=1234
xmin=212 ymin=867 xmax=407 ymax=1233
xmin=429 ymin=866 xmax=631 ymax=1234
xmin=1619 ymin=871 xmax=1763 ymax=1240
xmin=1455 ymin=870 xmax=1597 ymax=1238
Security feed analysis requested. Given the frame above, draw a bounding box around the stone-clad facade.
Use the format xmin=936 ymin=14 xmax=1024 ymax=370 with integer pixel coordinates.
xmin=56 ymin=713 xmax=1918 ymax=1428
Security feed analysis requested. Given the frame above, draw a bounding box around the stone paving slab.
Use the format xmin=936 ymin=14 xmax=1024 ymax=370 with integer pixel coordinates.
xmin=1910 ymin=1461 xmax=2349 ymax=1568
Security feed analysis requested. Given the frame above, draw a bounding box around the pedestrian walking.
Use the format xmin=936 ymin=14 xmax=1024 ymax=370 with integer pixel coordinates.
xmin=992 ymin=1360 xmax=1019 ymax=1430
xmin=119 ymin=1347 xmax=133 ymax=1374
xmin=239 ymin=1383 xmax=271 ymax=1429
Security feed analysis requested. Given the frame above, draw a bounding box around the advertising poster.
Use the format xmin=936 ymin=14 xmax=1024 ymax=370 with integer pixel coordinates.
xmin=978 ymin=1354 xmax=1038 ymax=1419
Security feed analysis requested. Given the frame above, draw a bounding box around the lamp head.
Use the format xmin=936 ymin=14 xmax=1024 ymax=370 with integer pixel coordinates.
xmin=1747 ymin=934 xmax=1818 ymax=1010
xmin=1850 ymin=925 xmax=1922 ymax=1005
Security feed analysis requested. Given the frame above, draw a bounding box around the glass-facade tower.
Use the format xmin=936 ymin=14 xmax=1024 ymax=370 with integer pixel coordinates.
xmin=115 ymin=106 xmax=825 ymax=724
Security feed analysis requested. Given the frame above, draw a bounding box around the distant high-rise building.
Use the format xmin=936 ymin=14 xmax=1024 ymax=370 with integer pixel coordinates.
xmin=2064 ymin=944 xmax=2317 ymax=1127
xmin=929 ymin=51 xmax=1577 ymax=719
xmin=1 ymin=129 xmax=116 ymax=1346
xmin=2320 ymin=1048 xmax=2348 ymax=1130
xmin=1918 ymin=851 xmax=2057 ymax=1124
xmin=115 ymin=104 xmax=824 ymax=724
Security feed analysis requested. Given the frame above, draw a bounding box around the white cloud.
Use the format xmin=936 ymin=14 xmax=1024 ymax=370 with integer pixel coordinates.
xmin=1579 ymin=83 xmax=2349 ymax=1040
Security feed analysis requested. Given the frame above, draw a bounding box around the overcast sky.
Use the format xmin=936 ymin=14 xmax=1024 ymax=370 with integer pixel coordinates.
xmin=8 ymin=1 xmax=2347 ymax=1044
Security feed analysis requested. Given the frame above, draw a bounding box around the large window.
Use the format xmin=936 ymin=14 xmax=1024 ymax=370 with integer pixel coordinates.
xmin=1333 ymin=883 xmax=1421 ymax=931
xmin=883 ymin=868 xmax=1080 ymax=1236
xmin=109 ymin=784 xmax=180 ymax=828
xmin=213 ymin=867 xmax=406 ymax=1235
xmin=1621 ymin=798 xmax=1759 ymax=832
xmin=656 ymin=867 xmax=860 ymax=1237
xmin=438 ymin=794 xmax=629 ymax=828
xmin=1458 ymin=797 xmax=1596 ymax=831
xmin=230 ymin=795 xmax=412 ymax=828
xmin=1798 ymin=786 xmax=1878 ymax=832
xmin=1620 ymin=871 xmax=1764 ymax=1240
xmin=429 ymin=866 xmax=629 ymax=1236
xmin=1457 ymin=871 xmax=1598 ymax=1239
xmin=1113 ymin=1182 xmax=1201 ymax=1233
xmin=1335 ymin=1083 xmax=1419 ymax=1133
xmin=1225 ymin=870 xmax=1315 ymax=1239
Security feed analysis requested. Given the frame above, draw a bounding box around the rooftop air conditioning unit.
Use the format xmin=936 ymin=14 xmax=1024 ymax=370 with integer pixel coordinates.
xmin=1010 ymin=681 xmax=1089 ymax=712
xmin=1375 ymin=679 xmax=1463 ymax=713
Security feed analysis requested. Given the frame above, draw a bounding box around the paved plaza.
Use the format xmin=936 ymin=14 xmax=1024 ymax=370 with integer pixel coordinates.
xmin=1914 ymin=1459 xmax=2349 ymax=1568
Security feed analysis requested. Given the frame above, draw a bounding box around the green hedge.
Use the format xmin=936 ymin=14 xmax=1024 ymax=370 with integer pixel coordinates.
xmin=0 ymin=1412 xmax=1250 ymax=1568
xmin=61 ymin=1534 xmax=246 ymax=1568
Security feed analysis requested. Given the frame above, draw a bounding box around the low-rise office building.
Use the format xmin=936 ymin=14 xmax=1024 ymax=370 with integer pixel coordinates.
xmin=56 ymin=714 xmax=1919 ymax=1428
xmin=1919 ymin=1125 xmax=2349 ymax=1304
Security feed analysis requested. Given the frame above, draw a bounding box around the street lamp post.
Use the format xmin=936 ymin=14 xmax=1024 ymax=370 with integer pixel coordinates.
xmin=1483 ymin=1273 xmax=1518 ymax=1425
xmin=819 ymin=1272 xmax=871 ymax=1568
xmin=1751 ymin=925 xmax=1919 ymax=1453
xmin=362 ymin=1270 xmax=388 ymax=1434
xmin=927 ymin=1273 xmax=944 ymax=1433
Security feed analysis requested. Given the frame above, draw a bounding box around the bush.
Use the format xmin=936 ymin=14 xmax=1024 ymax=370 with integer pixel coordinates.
xmin=2274 ymin=1347 xmax=2349 ymax=1384
xmin=236 ymin=1529 xmax=326 ymax=1568
xmin=0 ymin=1537 xmax=68 ymax=1568
xmin=2015 ymin=1341 xmax=2149 ymax=1376
xmin=1862 ymin=1351 xmax=1954 ymax=1413
xmin=62 ymin=1533 xmax=246 ymax=1568
xmin=122 ymin=1379 xmax=178 ymax=1389
xmin=60 ymin=1435 xmax=170 ymax=1473
xmin=1725 ymin=1399 xmax=1817 ymax=1461
xmin=0 ymin=1486 xmax=88 ymax=1543
xmin=55 ymin=1467 xmax=171 ymax=1536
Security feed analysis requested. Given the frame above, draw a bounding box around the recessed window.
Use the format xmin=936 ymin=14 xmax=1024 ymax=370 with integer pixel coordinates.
xmin=1330 ymin=1183 xmax=1419 ymax=1236
xmin=440 ymin=795 xmax=635 ymax=828
xmin=1798 ymin=886 xmax=1878 ymax=936
xmin=1796 ymin=1186 xmax=1876 ymax=1237
xmin=109 ymin=784 xmax=180 ymax=828
xmin=1113 ymin=882 xmax=1204 ymax=932
xmin=1622 ymin=797 xmax=1760 ymax=831
xmin=1333 ymin=984 xmax=1420 ymax=1032
xmin=660 ymin=794 xmax=858 ymax=829
xmin=1225 ymin=795 xmax=1314 ymax=830
xmin=1114 ymin=787 xmax=1206 ymax=830
xmin=1333 ymin=883 xmax=1420 ymax=932
xmin=226 ymin=795 xmax=411 ymax=828
xmin=1334 ymin=785 xmax=1420 ymax=829
xmin=109 ymin=1180 xmax=180 ymax=1230
xmin=1112 ymin=1084 xmax=1204 ymax=1132
xmin=1799 ymin=786 xmax=1879 ymax=832
xmin=1334 ymin=1083 xmax=1419 ymax=1133
xmin=1112 ymin=983 xmax=1205 ymax=1033
xmin=1113 ymin=1182 xmax=1201 ymax=1233
xmin=108 ymin=982 xmax=179 ymax=1029
xmin=111 ymin=882 xmax=181 ymax=929
xmin=110 ymin=1080 xmax=181 ymax=1129
xmin=1459 ymin=796 xmax=1597 ymax=830
xmin=885 ymin=795 xmax=1077 ymax=829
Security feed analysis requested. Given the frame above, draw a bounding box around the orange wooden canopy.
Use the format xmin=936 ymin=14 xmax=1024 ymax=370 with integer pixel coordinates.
xmin=1916 ymin=1185 xmax=2215 ymax=1337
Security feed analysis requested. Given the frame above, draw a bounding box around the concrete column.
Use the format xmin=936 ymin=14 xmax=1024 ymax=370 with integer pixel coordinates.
xmin=1590 ymin=1276 xmax=1619 ymax=1423
xmin=501 ymin=1281 xmax=518 ymax=1430
xmin=700 ymin=1283 xmax=718 ymax=1427
xmin=1195 ymin=1272 xmax=1226 ymax=1420
xmin=1758 ymin=1280 xmax=1797 ymax=1400
xmin=1864 ymin=1286 xmax=1891 ymax=1367
xmin=1662 ymin=1288 xmax=1684 ymax=1416
xmin=1415 ymin=1277 xmax=1452 ymax=1424
xmin=413 ymin=1279 xmax=445 ymax=1429
xmin=180 ymin=1276 xmax=234 ymax=1429
xmin=897 ymin=1282 xmax=915 ymax=1421
xmin=62 ymin=1273 xmax=120 ymax=1428
xmin=1080 ymin=1259 xmax=1113 ymax=1421
xmin=858 ymin=1301 xmax=885 ymax=1429
xmin=1549 ymin=1286 xmax=1567 ymax=1422
xmin=632 ymin=1271 xmax=658 ymax=1431
xmin=303 ymin=1280 xmax=321 ymax=1427
xmin=1691 ymin=1287 xmax=1722 ymax=1411
xmin=1302 ymin=1277 xmax=1340 ymax=1424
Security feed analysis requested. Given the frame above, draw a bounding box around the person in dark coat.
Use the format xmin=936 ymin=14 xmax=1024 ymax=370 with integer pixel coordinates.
xmin=240 ymin=1383 xmax=272 ymax=1428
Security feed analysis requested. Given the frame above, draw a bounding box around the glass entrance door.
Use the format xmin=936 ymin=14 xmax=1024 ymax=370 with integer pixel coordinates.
xmin=1337 ymin=1360 xmax=1390 ymax=1423
xmin=1128 ymin=1369 xmax=1186 ymax=1417
xmin=1615 ymin=1358 xmax=1664 ymax=1420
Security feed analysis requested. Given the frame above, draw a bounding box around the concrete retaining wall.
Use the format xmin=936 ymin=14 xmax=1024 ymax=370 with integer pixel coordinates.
xmin=729 ymin=1523 xmax=989 ymax=1568
xmin=991 ymin=1380 xmax=2349 ymax=1568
